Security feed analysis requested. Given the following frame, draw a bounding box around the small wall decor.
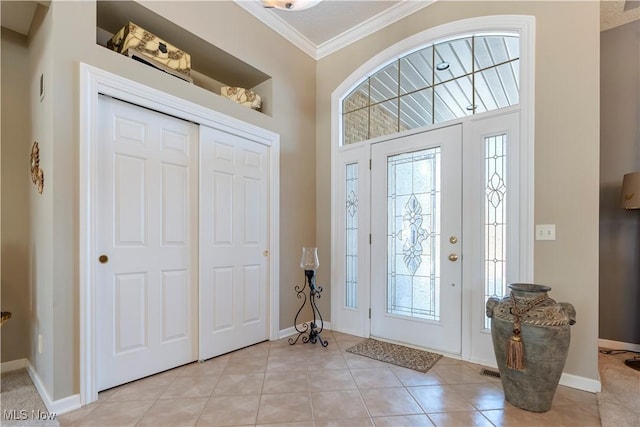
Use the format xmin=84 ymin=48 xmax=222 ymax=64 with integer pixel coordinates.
xmin=30 ymin=141 xmax=44 ymax=194
xmin=221 ymin=87 xmax=262 ymax=111
xmin=107 ymin=22 xmax=192 ymax=82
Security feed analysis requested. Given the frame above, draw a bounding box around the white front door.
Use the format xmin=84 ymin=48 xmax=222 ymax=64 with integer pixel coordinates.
xmin=96 ymin=95 xmax=198 ymax=391
xmin=199 ymin=125 xmax=270 ymax=360
xmin=370 ymin=125 xmax=462 ymax=355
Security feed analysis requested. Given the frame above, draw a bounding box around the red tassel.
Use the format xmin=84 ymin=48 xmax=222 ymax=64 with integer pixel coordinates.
xmin=506 ymin=329 xmax=525 ymax=371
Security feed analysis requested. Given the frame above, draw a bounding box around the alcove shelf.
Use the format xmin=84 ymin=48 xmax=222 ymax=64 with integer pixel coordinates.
xmin=96 ymin=1 xmax=272 ymax=115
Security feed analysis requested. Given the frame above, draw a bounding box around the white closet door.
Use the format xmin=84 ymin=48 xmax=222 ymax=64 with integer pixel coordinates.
xmin=199 ymin=125 xmax=269 ymax=360
xmin=96 ymin=95 xmax=198 ymax=391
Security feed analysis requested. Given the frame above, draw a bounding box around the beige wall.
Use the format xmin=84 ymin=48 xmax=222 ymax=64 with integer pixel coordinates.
xmin=600 ymin=20 xmax=640 ymax=345
xmin=1 ymin=28 xmax=31 ymax=363
xmin=22 ymin=0 xmax=316 ymax=400
xmin=27 ymin=3 xmax=56 ymax=396
xmin=316 ymin=1 xmax=600 ymax=381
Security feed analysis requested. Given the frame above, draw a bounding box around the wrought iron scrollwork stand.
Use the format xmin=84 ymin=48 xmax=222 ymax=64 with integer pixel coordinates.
xmin=288 ymin=270 xmax=328 ymax=347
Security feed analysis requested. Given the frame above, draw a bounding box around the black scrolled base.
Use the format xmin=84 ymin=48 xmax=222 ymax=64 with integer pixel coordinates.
xmin=288 ymin=270 xmax=328 ymax=347
xmin=307 ymin=322 xmax=328 ymax=347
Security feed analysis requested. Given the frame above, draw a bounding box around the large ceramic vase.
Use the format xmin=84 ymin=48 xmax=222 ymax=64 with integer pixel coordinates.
xmin=486 ymin=283 xmax=576 ymax=412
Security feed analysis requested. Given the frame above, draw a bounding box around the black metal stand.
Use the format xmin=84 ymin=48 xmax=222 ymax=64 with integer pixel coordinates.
xmin=625 ymin=358 xmax=640 ymax=371
xmin=288 ymin=269 xmax=328 ymax=347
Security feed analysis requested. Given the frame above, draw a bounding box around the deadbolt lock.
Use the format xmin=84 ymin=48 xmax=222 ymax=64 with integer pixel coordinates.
xmin=449 ymin=236 xmax=458 ymax=244
xmin=98 ymin=255 xmax=109 ymax=264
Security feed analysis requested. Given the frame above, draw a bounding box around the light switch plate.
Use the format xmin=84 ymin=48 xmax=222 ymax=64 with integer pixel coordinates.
xmin=536 ymin=224 xmax=556 ymax=241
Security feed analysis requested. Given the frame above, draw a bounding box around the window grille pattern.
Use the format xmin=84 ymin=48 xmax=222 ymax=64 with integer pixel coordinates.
xmin=345 ymin=163 xmax=358 ymax=308
xmin=484 ymin=134 xmax=507 ymax=328
xmin=342 ymin=34 xmax=519 ymax=145
xmin=387 ymin=148 xmax=441 ymax=321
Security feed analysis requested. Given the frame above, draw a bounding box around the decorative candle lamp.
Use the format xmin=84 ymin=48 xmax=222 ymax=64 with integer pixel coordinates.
xmin=300 ymin=247 xmax=320 ymax=290
xmin=289 ymin=247 xmax=328 ymax=347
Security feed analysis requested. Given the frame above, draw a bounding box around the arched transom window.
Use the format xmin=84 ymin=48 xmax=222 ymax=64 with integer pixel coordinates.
xmin=342 ymin=33 xmax=520 ymax=145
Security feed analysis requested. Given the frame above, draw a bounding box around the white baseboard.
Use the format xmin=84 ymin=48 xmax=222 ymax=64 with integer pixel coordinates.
xmin=598 ymin=338 xmax=640 ymax=353
xmin=47 ymin=393 xmax=82 ymax=416
xmin=2 ymin=358 xmax=80 ymax=414
xmin=560 ymin=372 xmax=601 ymax=393
xmin=23 ymin=362 xmax=82 ymax=415
xmin=469 ymin=356 xmax=600 ymax=394
xmin=278 ymin=325 xmax=297 ymax=339
xmin=470 ymin=357 xmax=499 ymax=370
xmin=1 ymin=358 xmax=29 ymax=373
xmin=278 ymin=321 xmax=332 ymax=340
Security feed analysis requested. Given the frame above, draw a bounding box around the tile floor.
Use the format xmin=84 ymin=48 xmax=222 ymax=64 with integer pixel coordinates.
xmin=58 ymin=331 xmax=601 ymax=426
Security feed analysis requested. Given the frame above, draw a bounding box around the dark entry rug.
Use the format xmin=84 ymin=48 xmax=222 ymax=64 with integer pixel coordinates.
xmin=346 ymin=338 xmax=442 ymax=373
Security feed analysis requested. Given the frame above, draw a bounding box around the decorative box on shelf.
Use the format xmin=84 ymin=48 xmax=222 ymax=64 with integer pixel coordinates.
xmin=107 ymin=22 xmax=192 ymax=83
xmin=221 ymin=87 xmax=262 ymax=111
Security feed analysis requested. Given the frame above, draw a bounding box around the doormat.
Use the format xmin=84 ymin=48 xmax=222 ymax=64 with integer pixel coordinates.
xmin=346 ymin=339 xmax=442 ymax=373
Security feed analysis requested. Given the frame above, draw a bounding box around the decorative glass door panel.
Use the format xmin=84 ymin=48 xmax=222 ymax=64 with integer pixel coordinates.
xmin=371 ymin=125 xmax=462 ymax=355
xmin=345 ymin=163 xmax=359 ymax=309
xmin=484 ymin=133 xmax=507 ymax=328
xmin=386 ymin=148 xmax=441 ymax=321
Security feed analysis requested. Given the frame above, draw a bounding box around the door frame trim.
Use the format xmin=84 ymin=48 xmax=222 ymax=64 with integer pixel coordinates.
xmin=79 ymin=63 xmax=280 ymax=405
xmin=330 ymin=15 xmax=535 ymax=361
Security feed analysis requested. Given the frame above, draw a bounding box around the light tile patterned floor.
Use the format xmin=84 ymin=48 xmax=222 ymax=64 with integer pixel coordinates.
xmin=58 ymin=331 xmax=600 ymax=426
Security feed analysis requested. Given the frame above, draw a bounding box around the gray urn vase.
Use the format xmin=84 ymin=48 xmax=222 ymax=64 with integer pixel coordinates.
xmin=486 ymin=283 xmax=576 ymax=412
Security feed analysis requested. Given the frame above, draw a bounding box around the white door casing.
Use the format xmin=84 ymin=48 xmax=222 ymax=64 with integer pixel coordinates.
xmin=370 ymin=125 xmax=462 ymax=355
xmin=80 ymin=63 xmax=280 ymax=405
xmin=199 ymin=126 xmax=270 ymax=360
xmin=96 ymin=95 xmax=198 ymax=390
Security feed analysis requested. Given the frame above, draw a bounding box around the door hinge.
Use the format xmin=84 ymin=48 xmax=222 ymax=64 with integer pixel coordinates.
xmin=369 ymin=159 xmax=372 ymax=170
xmin=369 ymin=234 xmax=372 ymax=244
xmin=368 ymin=308 xmax=371 ymax=319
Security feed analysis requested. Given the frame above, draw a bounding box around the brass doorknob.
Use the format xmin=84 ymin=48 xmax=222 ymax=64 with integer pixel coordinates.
xmin=98 ymin=255 xmax=109 ymax=264
xmin=448 ymin=253 xmax=459 ymax=262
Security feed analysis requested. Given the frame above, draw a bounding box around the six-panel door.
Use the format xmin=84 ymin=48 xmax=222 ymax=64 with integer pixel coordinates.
xmin=96 ymin=95 xmax=198 ymax=390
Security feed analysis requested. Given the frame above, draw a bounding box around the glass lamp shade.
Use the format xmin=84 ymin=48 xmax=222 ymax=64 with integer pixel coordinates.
xmin=620 ymin=172 xmax=640 ymax=209
xmin=300 ymin=247 xmax=320 ymax=270
xmin=261 ymin=0 xmax=322 ymax=11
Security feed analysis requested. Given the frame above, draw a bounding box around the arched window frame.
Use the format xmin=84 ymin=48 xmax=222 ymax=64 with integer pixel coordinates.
xmin=332 ymin=15 xmax=535 ymax=150
xmin=339 ymin=31 xmax=522 ymax=145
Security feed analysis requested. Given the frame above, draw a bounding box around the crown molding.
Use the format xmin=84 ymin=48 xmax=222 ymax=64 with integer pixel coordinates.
xmin=234 ymin=0 xmax=318 ymax=58
xmin=235 ymin=0 xmax=436 ymax=60
xmin=316 ymin=1 xmax=435 ymax=59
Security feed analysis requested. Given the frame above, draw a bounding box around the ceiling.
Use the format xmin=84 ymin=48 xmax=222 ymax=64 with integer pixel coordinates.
xmin=0 ymin=0 xmax=39 ymax=35
xmin=601 ymin=0 xmax=640 ymax=31
xmin=1 ymin=1 xmax=639 ymax=58
xmin=235 ymin=0 xmax=433 ymax=58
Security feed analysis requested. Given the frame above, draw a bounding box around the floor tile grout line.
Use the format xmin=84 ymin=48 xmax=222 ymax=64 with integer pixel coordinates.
xmin=131 ymin=375 xmax=173 ymax=426
xmin=346 ymin=343 xmax=422 ymax=422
